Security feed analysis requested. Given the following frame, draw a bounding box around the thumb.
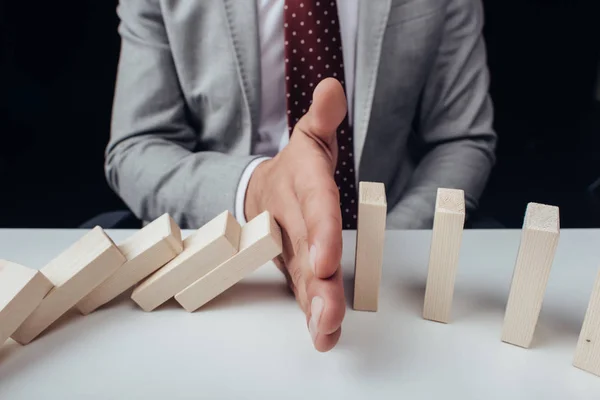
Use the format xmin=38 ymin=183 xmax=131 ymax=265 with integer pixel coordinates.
xmin=294 ymin=78 xmax=347 ymax=158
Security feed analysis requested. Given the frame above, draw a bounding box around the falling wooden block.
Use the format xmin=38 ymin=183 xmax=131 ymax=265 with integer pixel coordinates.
xmin=423 ymin=188 xmax=465 ymax=323
xmin=131 ymin=211 xmax=241 ymax=312
xmin=0 ymin=261 xmax=54 ymax=346
xmin=175 ymin=211 xmax=282 ymax=312
xmin=501 ymin=202 xmax=560 ymax=348
xmin=11 ymin=227 xmax=126 ymax=344
xmin=573 ymin=268 xmax=600 ymax=376
xmin=353 ymin=181 xmax=387 ymax=312
xmin=76 ymin=214 xmax=183 ymax=315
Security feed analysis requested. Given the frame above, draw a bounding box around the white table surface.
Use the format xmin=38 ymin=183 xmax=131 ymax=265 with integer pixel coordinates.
xmin=1 ymin=228 xmax=600 ymax=399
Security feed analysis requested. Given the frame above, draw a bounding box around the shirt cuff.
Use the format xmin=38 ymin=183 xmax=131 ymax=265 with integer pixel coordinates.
xmin=235 ymin=157 xmax=271 ymax=225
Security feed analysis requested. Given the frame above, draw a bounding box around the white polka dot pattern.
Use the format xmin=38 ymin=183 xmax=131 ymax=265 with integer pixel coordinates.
xmin=283 ymin=0 xmax=358 ymax=229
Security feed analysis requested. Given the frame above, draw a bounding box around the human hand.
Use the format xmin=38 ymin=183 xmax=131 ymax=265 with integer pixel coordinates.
xmin=245 ymin=78 xmax=346 ymax=352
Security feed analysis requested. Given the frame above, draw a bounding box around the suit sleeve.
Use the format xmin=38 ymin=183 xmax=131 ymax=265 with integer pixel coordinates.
xmin=386 ymin=0 xmax=498 ymax=229
xmin=105 ymin=0 xmax=260 ymax=228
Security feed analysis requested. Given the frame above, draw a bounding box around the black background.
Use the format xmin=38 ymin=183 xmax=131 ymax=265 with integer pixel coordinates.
xmin=1 ymin=0 xmax=599 ymax=228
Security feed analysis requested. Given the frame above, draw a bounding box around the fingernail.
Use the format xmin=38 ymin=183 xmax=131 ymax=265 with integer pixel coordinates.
xmin=308 ymin=296 xmax=324 ymax=343
xmin=309 ymin=245 xmax=317 ymax=275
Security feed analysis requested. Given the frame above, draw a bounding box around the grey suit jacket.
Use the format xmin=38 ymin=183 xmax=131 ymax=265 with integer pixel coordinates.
xmin=106 ymin=0 xmax=497 ymax=229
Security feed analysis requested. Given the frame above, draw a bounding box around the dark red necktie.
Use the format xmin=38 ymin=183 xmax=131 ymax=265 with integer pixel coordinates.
xmin=283 ymin=0 xmax=358 ymax=229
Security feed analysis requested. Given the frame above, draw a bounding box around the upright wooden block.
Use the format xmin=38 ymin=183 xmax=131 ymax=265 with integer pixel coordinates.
xmin=423 ymin=188 xmax=465 ymax=323
xmin=501 ymin=202 xmax=560 ymax=348
xmin=353 ymin=182 xmax=387 ymax=312
xmin=573 ymin=268 xmax=600 ymax=376
xmin=76 ymin=214 xmax=183 ymax=315
xmin=11 ymin=227 xmax=126 ymax=344
xmin=131 ymin=211 xmax=241 ymax=312
xmin=0 ymin=261 xmax=54 ymax=345
xmin=175 ymin=211 xmax=282 ymax=312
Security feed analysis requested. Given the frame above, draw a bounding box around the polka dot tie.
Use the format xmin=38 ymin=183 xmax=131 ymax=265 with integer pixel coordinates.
xmin=283 ymin=0 xmax=358 ymax=229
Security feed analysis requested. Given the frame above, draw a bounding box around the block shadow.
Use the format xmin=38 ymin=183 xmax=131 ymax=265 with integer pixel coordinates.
xmin=0 ymin=340 xmax=21 ymax=364
xmin=98 ymin=272 xmax=291 ymax=313
xmin=195 ymin=280 xmax=291 ymax=312
xmin=83 ymin=288 xmax=136 ymax=313
xmin=137 ymin=297 xmax=180 ymax=312
xmin=60 ymin=289 xmax=181 ymax=314
xmin=396 ymin=278 xmax=426 ymax=318
xmin=0 ymin=307 xmax=119 ymax=382
xmin=531 ymin=310 xmax=585 ymax=348
xmin=20 ymin=307 xmax=83 ymax=343
xmin=343 ymin=270 xmax=355 ymax=309
xmin=335 ymin=274 xmax=413 ymax=377
xmin=397 ymin=278 xmax=584 ymax=349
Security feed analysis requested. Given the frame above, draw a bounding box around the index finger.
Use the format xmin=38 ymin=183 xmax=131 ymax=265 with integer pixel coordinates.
xmin=291 ymin=78 xmax=347 ymax=280
xmin=294 ymin=167 xmax=343 ymax=280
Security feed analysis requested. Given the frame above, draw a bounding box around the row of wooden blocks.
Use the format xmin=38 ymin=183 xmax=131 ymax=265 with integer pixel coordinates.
xmin=353 ymin=186 xmax=600 ymax=378
xmin=0 ymin=210 xmax=282 ymax=345
xmin=1 ymin=183 xmax=598 ymax=379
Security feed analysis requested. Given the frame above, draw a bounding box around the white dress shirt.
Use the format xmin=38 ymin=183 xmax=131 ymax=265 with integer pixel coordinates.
xmin=235 ymin=0 xmax=358 ymax=224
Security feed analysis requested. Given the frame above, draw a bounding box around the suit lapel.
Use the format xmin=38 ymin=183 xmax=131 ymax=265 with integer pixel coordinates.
xmin=354 ymin=0 xmax=391 ymax=177
xmin=222 ymin=0 xmax=261 ymax=137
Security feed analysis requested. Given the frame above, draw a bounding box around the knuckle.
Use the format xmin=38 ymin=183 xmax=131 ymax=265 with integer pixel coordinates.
xmin=292 ymin=235 xmax=309 ymax=257
xmin=325 ymin=213 xmax=342 ymax=235
xmin=299 ymin=180 xmax=340 ymax=207
xmin=323 ymin=182 xmax=340 ymax=203
xmin=289 ymin=263 xmax=304 ymax=288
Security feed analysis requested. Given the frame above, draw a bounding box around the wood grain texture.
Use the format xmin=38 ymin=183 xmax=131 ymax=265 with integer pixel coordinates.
xmin=573 ymin=268 xmax=600 ymax=376
xmin=76 ymin=214 xmax=183 ymax=315
xmin=175 ymin=211 xmax=282 ymax=312
xmin=353 ymin=182 xmax=387 ymax=311
xmin=0 ymin=261 xmax=54 ymax=345
xmin=501 ymin=202 xmax=560 ymax=348
xmin=11 ymin=227 xmax=126 ymax=344
xmin=131 ymin=211 xmax=241 ymax=312
xmin=423 ymin=188 xmax=465 ymax=323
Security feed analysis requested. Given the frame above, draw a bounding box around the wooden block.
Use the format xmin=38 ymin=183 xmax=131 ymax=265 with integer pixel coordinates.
xmin=131 ymin=211 xmax=241 ymax=312
xmin=11 ymin=227 xmax=126 ymax=344
xmin=423 ymin=188 xmax=465 ymax=323
xmin=175 ymin=211 xmax=282 ymax=312
xmin=0 ymin=261 xmax=54 ymax=345
xmin=573 ymin=268 xmax=600 ymax=376
xmin=353 ymin=181 xmax=387 ymax=312
xmin=501 ymin=202 xmax=560 ymax=348
xmin=76 ymin=214 xmax=183 ymax=315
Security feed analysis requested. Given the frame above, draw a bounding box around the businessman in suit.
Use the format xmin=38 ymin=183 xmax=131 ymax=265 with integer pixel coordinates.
xmin=106 ymin=0 xmax=497 ymax=351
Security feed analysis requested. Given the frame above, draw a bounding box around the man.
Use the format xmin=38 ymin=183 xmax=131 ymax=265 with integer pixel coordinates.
xmin=105 ymin=0 xmax=497 ymax=352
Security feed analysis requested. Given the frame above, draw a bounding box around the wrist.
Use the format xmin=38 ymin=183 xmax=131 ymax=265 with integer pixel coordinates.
xmin=235 ymin=157 xmax=271 ymax=225
xmin=245 ymin=159 xmax=270 ymax=222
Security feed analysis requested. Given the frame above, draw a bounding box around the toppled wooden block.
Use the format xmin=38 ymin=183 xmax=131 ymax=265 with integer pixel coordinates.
xmin=502 ymin=202 xmax=560 ymax=348
xmin=423 ymin=188 xmax=465 ymax=323
xmin=353 ymin=181 xmax=387 ymax=312
xmin=76 ymin=214 xmax=183 ymax=315
xmin=11 ymin=227 xmax=126 ymax=344
xmin=131 ymin=211 xmax=241 ymax=312
xmin=573 ymin=268 xmax=600 ymax=376
xmin=0 ymin=261 xmax=54 ymax=345
xmin=175 ymin=211 xmax=282 ymax=312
